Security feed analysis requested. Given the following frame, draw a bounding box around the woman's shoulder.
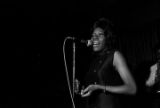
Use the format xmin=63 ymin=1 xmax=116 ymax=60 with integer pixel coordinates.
xmin=113 ymin=50 xmax=123 ymax=57
xmin=113 ymin=50 xmax=127 ymax=65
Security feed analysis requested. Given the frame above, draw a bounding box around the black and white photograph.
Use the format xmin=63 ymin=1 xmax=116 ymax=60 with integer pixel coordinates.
xmin=1 ymin=1 xmax=160 ymax=108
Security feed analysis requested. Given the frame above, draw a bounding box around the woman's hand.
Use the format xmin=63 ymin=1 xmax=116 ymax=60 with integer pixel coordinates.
xmin=80 ymin=84 xmax=100 ymax=97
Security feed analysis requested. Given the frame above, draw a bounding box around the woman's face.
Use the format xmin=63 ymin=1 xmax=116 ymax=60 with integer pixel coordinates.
xmin=91 ymin=27 xmax=106 ymax=52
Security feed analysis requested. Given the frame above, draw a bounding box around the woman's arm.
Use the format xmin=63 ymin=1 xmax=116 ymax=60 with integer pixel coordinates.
xmin=104 ymin=51 xmax=137 ymax=95
xmin=146 ymin=64 xmax=157 ymax=87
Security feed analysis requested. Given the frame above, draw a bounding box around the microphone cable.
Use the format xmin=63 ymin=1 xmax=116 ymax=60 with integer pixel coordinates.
xmin=63 ymin=37 xmax=76 ymax=108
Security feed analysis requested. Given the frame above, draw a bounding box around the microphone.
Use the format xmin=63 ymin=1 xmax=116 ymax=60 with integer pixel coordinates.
xmin=81 ymin=39 xmax=92 ymax=47
xmin=68 ymin=37 xmax=92 ymax=47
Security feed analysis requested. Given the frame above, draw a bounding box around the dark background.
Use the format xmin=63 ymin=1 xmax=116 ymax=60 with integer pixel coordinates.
xmin=0 ymin=1 xmax=160 ymax=108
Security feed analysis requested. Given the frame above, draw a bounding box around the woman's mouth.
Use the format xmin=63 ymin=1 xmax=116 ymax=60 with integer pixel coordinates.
xmin=93 ymin=41 xmax=100 ymax=47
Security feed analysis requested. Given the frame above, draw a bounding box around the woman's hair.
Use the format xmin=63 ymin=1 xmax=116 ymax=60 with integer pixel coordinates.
xmin=92 ymin=17 xmax=117 ymax=50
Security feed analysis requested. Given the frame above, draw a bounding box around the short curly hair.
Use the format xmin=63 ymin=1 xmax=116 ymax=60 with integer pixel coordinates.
xmin=92 ymin=18 xmax=117 ymax=50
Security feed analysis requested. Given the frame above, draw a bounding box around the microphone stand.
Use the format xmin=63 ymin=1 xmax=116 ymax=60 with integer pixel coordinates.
xmin=73 ymin=39 xmax=76 ymax=99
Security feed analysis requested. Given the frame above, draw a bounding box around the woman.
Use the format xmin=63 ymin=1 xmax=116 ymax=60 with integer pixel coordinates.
xmin=80 ymin=18 xmax=137 ymax=108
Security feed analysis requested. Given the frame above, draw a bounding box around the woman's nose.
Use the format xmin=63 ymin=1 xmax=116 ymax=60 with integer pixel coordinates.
xmin=92 ymin=37 xmax=99 ymax=42
xmin=92 ymin=35 xmax=98 ymax=40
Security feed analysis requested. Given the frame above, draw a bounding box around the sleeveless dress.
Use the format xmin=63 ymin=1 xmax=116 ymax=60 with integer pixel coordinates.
xmin=84 ymin=49 xmax=124 ymax=108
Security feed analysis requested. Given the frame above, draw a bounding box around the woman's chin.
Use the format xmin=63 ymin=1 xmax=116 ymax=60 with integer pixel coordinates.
xmin=93 ymin=47 xmax=101 ymax=52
